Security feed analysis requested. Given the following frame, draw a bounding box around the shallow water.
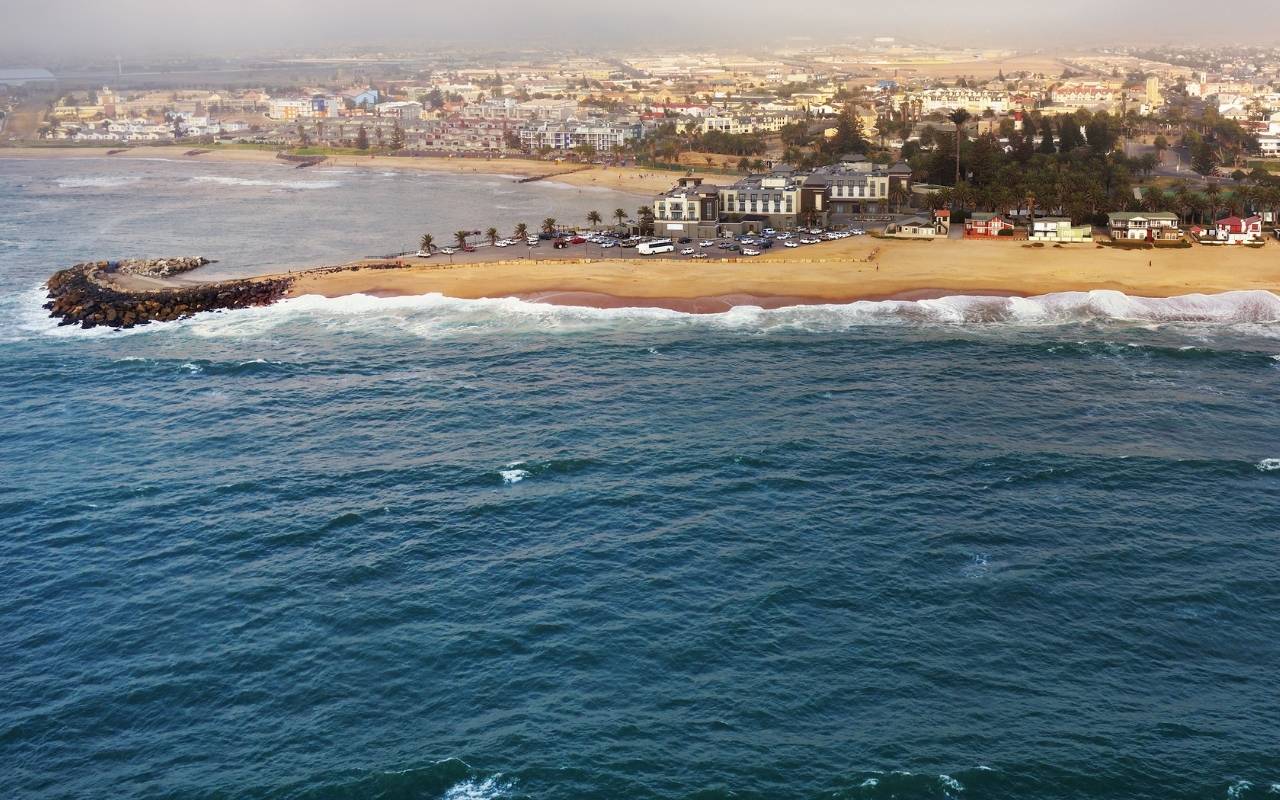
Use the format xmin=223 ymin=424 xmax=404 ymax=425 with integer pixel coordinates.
xmin=2 ymin=158 xmax=1280 ymax=800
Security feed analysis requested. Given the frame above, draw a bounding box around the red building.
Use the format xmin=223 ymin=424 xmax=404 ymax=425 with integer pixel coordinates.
xmin=964 ymin=212 xmax=1016 ymax=238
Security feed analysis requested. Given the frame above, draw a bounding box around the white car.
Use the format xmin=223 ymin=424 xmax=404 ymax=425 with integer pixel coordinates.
xmin=601 ymin=240 xmax=618 ymax=248
xmin=742 ymin=248 xmax=761 ymax=256
xmin=700 ymin=240 xmax=715 ymax=247
xmin=776 ymin=233 xmax=791 ymax=240
xmin=681 ymin=247 xmax=695 ymax=255
xmin=784 ymin=241 xmax=799 ymax=248
xmin=691 ymin=252 xmax=708 ymax=259
xmin=850 ymin=228 xmax=865 ymax=236
xmin=414 ymin=250 xmax=432 ymax=258
xmin=440 ymin=247 xmax=457 ymax=255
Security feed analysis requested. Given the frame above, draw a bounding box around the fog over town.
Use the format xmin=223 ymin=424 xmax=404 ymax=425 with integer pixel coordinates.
xmin=3 ymin=0 xmax=1280 ymax=58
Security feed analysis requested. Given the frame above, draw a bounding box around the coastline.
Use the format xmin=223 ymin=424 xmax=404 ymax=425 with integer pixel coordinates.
xmin=0 ymin=144 xmax=678 ymax=194
xmin=281 ymin=237 xmax=1280 ymax=309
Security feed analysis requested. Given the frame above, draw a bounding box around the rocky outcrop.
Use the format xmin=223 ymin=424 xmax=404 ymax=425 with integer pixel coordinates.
xmin=44 ymin=261 xmax=293 ymax=330
xmin=114 ymin=257 xmax=213 ymax=279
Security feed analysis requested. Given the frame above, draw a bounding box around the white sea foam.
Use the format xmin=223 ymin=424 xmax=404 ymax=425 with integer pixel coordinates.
xmin=1257 ymin=459 xmax=1280 ymax=472
xmin=191 ymin=175 xmax=341 ymax=190
xmin=441 ymin=776 xmax=512 ymax=800
xmin=54 ymin=176 xmax=142 ymax=189
xmin=939 ymin=774 xmax=965 ymax=792
xmin=1228 ymin=780 xmax=1253 ymax=799
xmin=499 ymin=467 xmax=531 ymax=484
xmin=9 ymin=287 xmax=1280 ymax=345
xmin=859 ymin=778 xmax=879 ymax=788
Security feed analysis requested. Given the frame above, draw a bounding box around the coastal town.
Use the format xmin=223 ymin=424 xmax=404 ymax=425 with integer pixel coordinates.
xmin=5 ymin=41 xmax=1280 ymax=254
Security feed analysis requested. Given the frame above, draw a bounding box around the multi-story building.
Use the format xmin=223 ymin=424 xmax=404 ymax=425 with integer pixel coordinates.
xmin=650 ymin=157 xmax=914 ymax=236
xmin=1107 ymin=212 xmax=1182 ymax=241
xmin=1030 ymin=217 xmax=1093 ymax=243
xmin=518 ymin=119 xmax=639 ymax=152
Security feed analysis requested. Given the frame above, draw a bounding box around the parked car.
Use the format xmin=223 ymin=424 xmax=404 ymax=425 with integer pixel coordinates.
xmin=680 ymin=247 xmax=695 ymax=255
xmin=677 ymin=237 xmax=692 ymax=244
xmin=784 ymin=241 xmax=799 ymax=248
xmin=849 ymin=227 xmax=865 ymax=236
xmin=742 ymin=248 xmax=761 ymax=256
xmin=601 ymin=241 xmax=618 ymax=248
xmin=691 ymin=252 xmax=708 ymax=259
xmin=569 ymin=236 xmax=586 ymax=244
xmin=440 ymin=247 xmax=457 ymax=255
xmin=763 ymin=227 xmax=776 ymax=235
xmin=699 ymin=240 xmax=715 ymax=247
xmin=462 ymin=246 xmax=476 ymax=253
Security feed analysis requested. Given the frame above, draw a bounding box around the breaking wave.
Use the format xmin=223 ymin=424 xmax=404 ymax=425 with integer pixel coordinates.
xmin=191 ymin=175 xmax=341 ymax=190
xmin=54 ymin=176 xmax=142 ymax=189
xmin=8 ymin=287 xmax=1280 ymax=345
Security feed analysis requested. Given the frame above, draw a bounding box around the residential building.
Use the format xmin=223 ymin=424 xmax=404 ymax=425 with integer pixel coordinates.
xmin=1204 ymin=215 xmax=1264 ymax=244
xmin=1030 ymin=217 xmax=1093 ymax=243
xmin=886 ymin=215 xmax=943 ymax=239
xmin=1107 ymin=212 xmax=1182 ymax=241
xmin=519 ymin=119 xmax=638 ymax=152
xmin=652 ymin=177 xmax=723 ymax=238
xmin=964 ymin=212 xmax=1016 ymax=238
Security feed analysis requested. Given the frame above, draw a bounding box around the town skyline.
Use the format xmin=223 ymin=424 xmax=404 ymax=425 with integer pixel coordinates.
xmin=5 ymin=1 xmax=1280 ymax=60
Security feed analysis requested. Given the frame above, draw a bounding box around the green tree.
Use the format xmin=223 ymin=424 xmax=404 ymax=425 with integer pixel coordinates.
xmin=613 ymin=208 xmax=628 ymax=226
xmin=1192 ymin=139 xmax=1217 ymax=177
xmin=486 ymin=227 xmax=499 ymax=245
xmin=355 ymin=125 xmax=369 ymax=151
xmin=514 ymin=222 xmax=528 ymax=240
xmin=454 ymin=230 xmax=470 ymax=249
xmin=542 ymin=217 xmax=557 ymax=234
xmin=419 ymin=233 xmax=434 ymax=252
xmin=947 ymin=109 xmax=972 ymax=187
xmin=586 ymin=210 xmax=602 ymax=228
xmin=390 ymin=122 xmax=405 ymax=150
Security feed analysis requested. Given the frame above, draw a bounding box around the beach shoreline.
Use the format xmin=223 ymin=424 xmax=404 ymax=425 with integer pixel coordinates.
xmin=0 ymin=144 xmax=678 ymax=194
xmin=277 ymin=236 xmax=1280 ymax=309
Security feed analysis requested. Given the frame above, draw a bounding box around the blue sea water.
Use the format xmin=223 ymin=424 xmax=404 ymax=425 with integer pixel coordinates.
xmin=2 ymin=157 xmax=1280 ymax=800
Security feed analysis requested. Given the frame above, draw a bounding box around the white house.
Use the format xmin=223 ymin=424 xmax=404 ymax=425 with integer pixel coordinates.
xmin=1030 ymin=217 xmax=1093 ymax=243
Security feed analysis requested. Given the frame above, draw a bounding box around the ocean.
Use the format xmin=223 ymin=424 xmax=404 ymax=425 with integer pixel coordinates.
xmin=2 ymin=157 xmax=1279 ymax=800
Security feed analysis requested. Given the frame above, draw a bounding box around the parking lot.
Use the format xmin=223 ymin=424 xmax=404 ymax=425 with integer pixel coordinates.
xmin=406 ymin=226 xmax=878 ymax=267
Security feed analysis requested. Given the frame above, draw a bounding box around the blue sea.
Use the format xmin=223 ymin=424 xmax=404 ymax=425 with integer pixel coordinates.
xmin=2 ymin=157 xmax=1280 ymax=800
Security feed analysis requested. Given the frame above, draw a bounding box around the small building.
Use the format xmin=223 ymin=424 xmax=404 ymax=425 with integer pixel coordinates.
xmin=1107 ymin=212 xmax=1182 ymax=241
xmin=887 ymin=215 xmax=943 ymax=239
xmin=965 ymin=212 xmax=1016 ymax=238
xmin=1030 ymin=217 xmax=1092 ymax=243
xmin=1203 ymin=215 xmax=1264 ymax=244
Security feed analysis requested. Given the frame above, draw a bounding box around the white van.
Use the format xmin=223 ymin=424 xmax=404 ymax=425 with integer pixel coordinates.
xmin=637 ymin=238 xmax=675 ymax=255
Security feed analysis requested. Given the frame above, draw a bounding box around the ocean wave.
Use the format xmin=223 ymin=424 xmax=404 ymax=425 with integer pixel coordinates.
xmin=191 ymin=175 xmax=341 ymax=190
xmin=9 ymin=287 xmax=1280 ymax=345
xmin=1257 ymin=459 xmax=1280 ymax=472
xmin=54 ymin=176 xmax=142 ymax=189
xmin=441 ymin=775 xmax=514 ymax=800
xmin=255 ymin=289 xmax=1280 ymax=337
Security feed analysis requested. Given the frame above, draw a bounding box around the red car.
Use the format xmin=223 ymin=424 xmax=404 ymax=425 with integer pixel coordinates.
xmin=462 ymin=246 xmax=476 ymax=253
xmin=569 ymin=236 xmax=586 ymax=244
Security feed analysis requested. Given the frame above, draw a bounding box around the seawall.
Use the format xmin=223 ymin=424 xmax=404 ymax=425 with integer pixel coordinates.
xmin=44 ymin=260 xmax=294 ymax=329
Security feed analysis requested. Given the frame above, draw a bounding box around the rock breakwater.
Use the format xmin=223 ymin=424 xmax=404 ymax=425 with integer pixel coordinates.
xmin=44 ymin=260 xmax=293 ymax=329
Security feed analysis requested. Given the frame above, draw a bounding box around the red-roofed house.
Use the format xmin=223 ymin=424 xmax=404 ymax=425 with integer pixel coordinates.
xmin=964 ymin=212 xmax=1016 ymax=238
xmin=1209 ymin=215 xmax=1264 ymax=244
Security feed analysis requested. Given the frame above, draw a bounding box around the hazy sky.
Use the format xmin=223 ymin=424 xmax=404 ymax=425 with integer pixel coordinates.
xmin=3 ymin=0 xmax=1279 ymax=61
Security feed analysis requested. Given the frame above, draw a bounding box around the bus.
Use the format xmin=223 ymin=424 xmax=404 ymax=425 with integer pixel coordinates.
xmin=637 ymin=238 xmax=675 ymax=255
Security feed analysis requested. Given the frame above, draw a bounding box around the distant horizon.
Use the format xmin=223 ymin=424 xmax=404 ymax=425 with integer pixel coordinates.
xmin=4 ymin=0 xmax=1280 ymax=63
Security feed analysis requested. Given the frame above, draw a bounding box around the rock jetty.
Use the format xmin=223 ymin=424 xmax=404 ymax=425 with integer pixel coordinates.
xmin=44 ymin=260 xmax=294 ymax=330
xmin=115 ymin=256 xmax=212 ymax=279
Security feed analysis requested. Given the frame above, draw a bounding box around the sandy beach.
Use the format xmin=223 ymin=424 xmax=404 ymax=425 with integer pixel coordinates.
xmin=0 ymin=145 xmax=680 ymax=194
xmin=282 ymin=237 xmax=1280 ymax=309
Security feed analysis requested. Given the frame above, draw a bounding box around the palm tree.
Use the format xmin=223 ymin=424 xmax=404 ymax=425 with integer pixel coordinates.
xmin=948 ymin=109 xmax=972 ymax=188
xmin=586 ymin=210 xmax=602 ymax=229
xmin=613 ymin=208 xmax=628 ymax=226
xmin=419 ymin=233 xmax=434 ymax=253
xmin=1204 ymin=183 xmax=1222 ymax=222
xmin=541 ymin=217 xmax=557 ymax=234
xmin=514 ymin=222 xmax=528 ymax=240
xmin=454 ymin=230 xmax=470 ymax=249
xmin=486 ymin=227 xmax=499 ymax=245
